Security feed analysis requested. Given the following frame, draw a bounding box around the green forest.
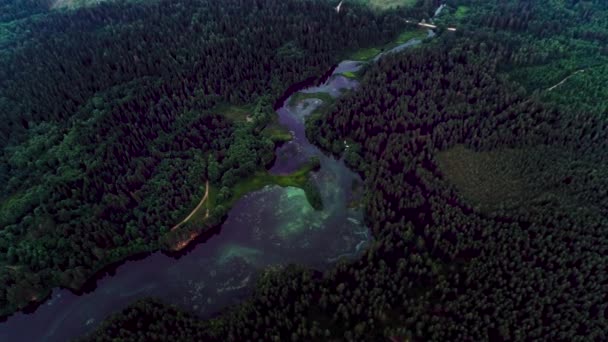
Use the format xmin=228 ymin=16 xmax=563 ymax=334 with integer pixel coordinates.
xmin=0 ymin=0 xmax=422 ymax=318
xmin=2 ymin=0 xmax=607 ymax=340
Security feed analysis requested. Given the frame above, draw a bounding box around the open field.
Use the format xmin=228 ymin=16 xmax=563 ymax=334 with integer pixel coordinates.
xmin=212 ymin=103 xmax=255 ymax=123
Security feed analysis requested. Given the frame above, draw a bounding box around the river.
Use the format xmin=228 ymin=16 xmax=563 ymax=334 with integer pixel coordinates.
xmin=0 ymin=29 xmax=431 ymax=342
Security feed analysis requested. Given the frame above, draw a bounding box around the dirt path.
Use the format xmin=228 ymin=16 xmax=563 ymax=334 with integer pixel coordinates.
xmin=171 ymin=180 xmax=210 ymax=231
xmin=547 ymin=69 xmax=585 ymax=92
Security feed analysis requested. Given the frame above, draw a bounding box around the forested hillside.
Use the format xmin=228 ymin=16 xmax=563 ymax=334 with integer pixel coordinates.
xmin=87 ymin=0 xmax=608 ymax=341
xmin=0 ymin=0 xmax=410 ymax=318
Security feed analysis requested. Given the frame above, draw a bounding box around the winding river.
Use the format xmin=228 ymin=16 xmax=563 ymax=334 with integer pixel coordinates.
xmin=0 ymin=30 xmax=432 ymax=342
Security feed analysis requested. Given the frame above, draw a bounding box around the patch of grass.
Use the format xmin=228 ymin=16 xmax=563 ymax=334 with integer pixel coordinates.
xmin=340 ymin=71 xmax=358 ymax=79
xmin=357 ymin=0 xmax=416 ymax=10
xmin=395 ymin=29 xmax=428 ymax=44
xmin=212 ymin=103 xmax=254 ymax=123
xmin=454 ymin=5 xmax=470 ymax=19
xmin=205 ymin=184 xmax=218 ymax=212
xmin=349 ymin=46 xmax=382 ymax=61
xmin=228 ymin=158 xmax=322 ymax=209
xmin=213 ymin=100 xmax=294 ymax=142
xmin=263 ymin=123 xmax=292 ymax=143
xmin=395 ymin=29 xmax=428 ymax=45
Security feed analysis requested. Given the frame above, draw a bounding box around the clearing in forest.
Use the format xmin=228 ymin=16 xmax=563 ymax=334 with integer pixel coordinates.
xmin=213 ymin=103 xmax=255 ymax=124
xmin=437 ymin=145 xmax=528 ymax=211
xmin=437 ymin=145 xmax=606 ymax=213
xmin=358 ymin=0 xmax=416 ymax=10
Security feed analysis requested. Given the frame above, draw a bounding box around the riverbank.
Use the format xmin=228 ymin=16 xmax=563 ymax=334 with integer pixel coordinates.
xmin=0 ymin=61 xmax=341 ymax=322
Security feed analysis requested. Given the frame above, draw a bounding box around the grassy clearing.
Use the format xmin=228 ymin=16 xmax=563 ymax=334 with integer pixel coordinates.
xmin=212 ymin=103 xmax=255 ymax=123
xmin=228 ymin=158 xmax=321 ymax=209
xmin=263 ymin=121 xmax=292 ymax=143
xmin=349 ymin=46 xmax=382 ymax=61
xmin=340 ymin=71 xmax=358 ymax=79
xmin=204 ymin=184 xmax=218 ymax=213
xmin=358 ymin=0 xmax=416 ymax=10
xmin=213 ymin=101 xmax=293 ymax=142
xmin=395 ymin=29 xmax=428 ymax=44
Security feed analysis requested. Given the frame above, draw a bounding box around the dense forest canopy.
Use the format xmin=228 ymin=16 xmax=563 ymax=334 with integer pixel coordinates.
xmin=87 ymin=0 xmax=608 ymax=341
xmin=0 ymin=0 xmax=51 ymax=23
xmin=0 ymin=0 xmax=414 ymax=318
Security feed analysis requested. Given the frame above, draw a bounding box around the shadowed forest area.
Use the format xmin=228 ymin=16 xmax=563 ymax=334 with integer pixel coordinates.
xmin=1 ymin=0 xmax=607 ymax=341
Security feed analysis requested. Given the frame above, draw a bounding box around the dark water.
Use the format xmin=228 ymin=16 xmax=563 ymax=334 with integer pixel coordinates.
xmin=0 ymin=60 xmax=371 ymax=342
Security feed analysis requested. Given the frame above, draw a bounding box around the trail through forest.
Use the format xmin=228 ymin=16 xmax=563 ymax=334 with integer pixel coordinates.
xmin=547 ymin=69 xmax=585 ymax=91
xmin=170 ymin=180 xmax=210 ymax=231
